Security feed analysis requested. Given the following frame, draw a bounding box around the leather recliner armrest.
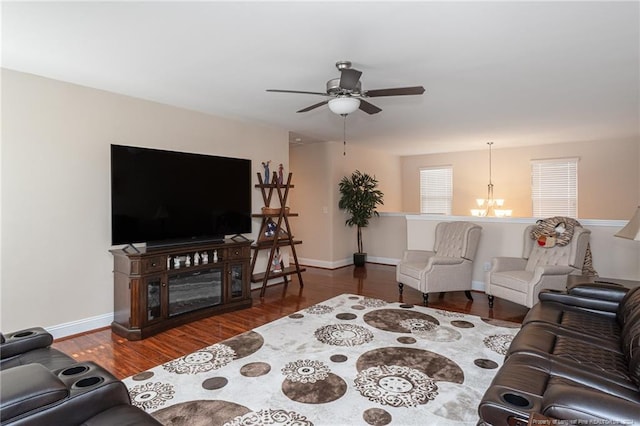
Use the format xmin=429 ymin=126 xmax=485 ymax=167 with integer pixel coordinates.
xmin=567 ymin=282 xmax=629 ymax=303
xmin=0 ymin=363 xmax=68 ymax=422
xmin=542 ymin=383 xmax=640 ymax=423
xmin=1 ymin=327 xmax=54 ymax=359
xmin=538 ymin=291 xmax=620 ymax=313
xmin=12 ymin=362 xmax=133 ymax=425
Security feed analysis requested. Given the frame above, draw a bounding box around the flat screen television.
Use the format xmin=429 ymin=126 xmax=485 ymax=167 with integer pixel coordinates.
xmin=111 ymin=144 xmax=252 ymax=247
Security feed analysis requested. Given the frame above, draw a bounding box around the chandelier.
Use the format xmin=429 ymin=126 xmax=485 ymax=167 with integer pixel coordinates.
xmin=470 ymin=142 xmax=512 ymax=217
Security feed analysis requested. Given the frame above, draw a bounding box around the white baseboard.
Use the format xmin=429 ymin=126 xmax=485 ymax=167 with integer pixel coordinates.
xmin=298 ymin=256 xmax=401 ymax=269
xmin=367 ymin=256 xmax=400 ymax=266
xmin=47 ymin=312 xmax=113 ymax=340
xmin=298 ymin=257 xmax=351 ymax=269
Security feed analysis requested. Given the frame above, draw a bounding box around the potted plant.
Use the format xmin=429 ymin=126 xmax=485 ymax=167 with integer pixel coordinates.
xmin=338 ymin=170 xmax=384 ymax=267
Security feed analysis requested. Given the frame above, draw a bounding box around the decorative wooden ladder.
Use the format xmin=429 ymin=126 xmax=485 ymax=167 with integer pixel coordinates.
xmin=249 ymin=172 xmax=305 ymax=297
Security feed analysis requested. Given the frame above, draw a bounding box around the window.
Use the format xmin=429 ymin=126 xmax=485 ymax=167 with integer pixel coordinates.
xmin=531 ymin=158 xmax=578 ymax=218
xmin=420 ymin=166 xmax=452 ymax=215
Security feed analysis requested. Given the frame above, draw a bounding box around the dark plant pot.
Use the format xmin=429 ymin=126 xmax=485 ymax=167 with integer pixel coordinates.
xmin=353 ymin=252 xmax=367 ymax=267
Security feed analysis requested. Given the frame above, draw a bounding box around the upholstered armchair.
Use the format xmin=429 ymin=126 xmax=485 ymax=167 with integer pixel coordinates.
xmin=396 ymin=221 xmax=482 ymax=305
xmin=485 ymin=224 xmax=591 ymax=308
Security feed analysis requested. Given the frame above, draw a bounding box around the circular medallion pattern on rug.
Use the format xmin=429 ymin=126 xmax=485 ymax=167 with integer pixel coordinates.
xmin=314 ymin=323 xmax=374 ymax=346
xmin=281 ymin=359 xmax=330 ymax=383
xmin=128 ymin=381 xmax=175 ymax=410
xmin=223 ymin=409 xmax=313 ymax=426
xmin=483 ymin=334 xmax=515 ymax=355
xmin=162 ymin=343 xmax=236 ymax=374
xmin=399 ymin=318 xmax=438 ymax=333
xmin=354 ymin=365 xmax=438 ymax=407
xmin=359 ymin=297 xmax=388 ymax=308
xmin=305 ymin=304 xmax=334 ymax=315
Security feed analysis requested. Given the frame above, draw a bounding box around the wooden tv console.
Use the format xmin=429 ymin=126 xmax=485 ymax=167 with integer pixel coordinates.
xmin=110 ymin=239 xmax=252 ymax=340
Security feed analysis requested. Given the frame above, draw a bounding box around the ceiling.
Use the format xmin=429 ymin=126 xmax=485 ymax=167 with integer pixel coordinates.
xmin=2 ymin=1 xmax=639 ymax=156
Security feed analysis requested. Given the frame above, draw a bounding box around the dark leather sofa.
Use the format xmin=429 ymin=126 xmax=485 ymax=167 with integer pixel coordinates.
xmin=478 ymin=282 xmax=640 ymax=425
xmin=0 ymin=327 xmax=160 ymax=425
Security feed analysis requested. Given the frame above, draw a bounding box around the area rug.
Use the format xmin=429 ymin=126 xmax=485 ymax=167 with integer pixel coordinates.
xmin=123 ymin=294 xmax=520 ymax=425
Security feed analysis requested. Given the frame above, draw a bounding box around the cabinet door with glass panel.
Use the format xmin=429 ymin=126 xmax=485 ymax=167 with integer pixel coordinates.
xmin=142 ymin=274 xmax=165 ymax=326
xmin=227 ymin=262 xmax=248 ymax=301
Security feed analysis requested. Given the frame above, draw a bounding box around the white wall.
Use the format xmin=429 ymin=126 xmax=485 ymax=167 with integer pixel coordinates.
xmin=1 ymin=69 xmax=289 ymax=336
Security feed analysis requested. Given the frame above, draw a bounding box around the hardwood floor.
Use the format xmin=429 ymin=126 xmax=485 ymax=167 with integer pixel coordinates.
xmin=52 ymin=263 xmax=528 ymax=379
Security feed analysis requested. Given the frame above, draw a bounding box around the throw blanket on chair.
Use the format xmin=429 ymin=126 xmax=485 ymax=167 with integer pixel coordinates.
xmin=530 ymin=216 xmax=598 ymax=276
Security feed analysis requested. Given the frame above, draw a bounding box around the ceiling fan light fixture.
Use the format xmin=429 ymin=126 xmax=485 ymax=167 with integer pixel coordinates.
xmin=328 ymin=97 xmax=360 ymax=115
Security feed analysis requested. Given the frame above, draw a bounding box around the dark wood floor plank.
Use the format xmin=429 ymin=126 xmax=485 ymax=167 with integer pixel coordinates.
xmin=52 ymin=264 xmax=528 ymax=379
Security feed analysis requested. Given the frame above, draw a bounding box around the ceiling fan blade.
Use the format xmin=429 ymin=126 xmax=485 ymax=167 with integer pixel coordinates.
xmin=339 ymin=68 xmax=362 ymax=91
xmin=364 ymin=86 xmax=426 ymax=97
xmin=267 ymin=89 xmax=328 ymax=96
xmin=358 ymin=99 xmax=382 ymax=115
xmin=296 ymin=100 xmax=329 ymax=113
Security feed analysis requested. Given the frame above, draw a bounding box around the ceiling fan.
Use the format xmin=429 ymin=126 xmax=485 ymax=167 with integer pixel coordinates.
xmin=266 ymin=61 xmax=425 ymax=115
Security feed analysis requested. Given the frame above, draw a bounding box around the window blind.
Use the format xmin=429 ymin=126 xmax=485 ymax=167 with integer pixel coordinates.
xmin=420 ymin=166 xmax=452 ymax=215
xmin=531 ymin=158 xmax=578 ymax=218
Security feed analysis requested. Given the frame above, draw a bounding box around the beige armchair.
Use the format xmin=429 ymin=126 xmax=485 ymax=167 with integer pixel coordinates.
xmin=485 ymin=224 xmax=591 ymax=308
xmin=396 ymin=221 xmax=482 ymax=305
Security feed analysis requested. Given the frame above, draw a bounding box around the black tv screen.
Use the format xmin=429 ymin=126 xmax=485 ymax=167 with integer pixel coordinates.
xmin=111 ymin=145 xmax=252 ymax=247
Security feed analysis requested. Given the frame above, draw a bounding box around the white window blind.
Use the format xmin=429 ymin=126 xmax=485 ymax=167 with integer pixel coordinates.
xmin=420 ymin=166 xmax=452 ymax=215
xmin=531 ymin=158 xmax=578 ymax=218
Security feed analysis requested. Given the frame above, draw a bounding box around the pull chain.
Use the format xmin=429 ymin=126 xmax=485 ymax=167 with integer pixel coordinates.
xmin=342 ymin=114 xmax=347 ymax=156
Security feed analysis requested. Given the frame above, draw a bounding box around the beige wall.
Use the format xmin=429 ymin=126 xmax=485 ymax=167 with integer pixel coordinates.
xmin=401 ymin=139 xmax=639 ymax=219
xmin=1 ymin=69 xmax=289 ymax=334
xmin=291 ymin=140 xmax=402 ymax=268
xmin=288 ymin=142 xmax=333 ymax=267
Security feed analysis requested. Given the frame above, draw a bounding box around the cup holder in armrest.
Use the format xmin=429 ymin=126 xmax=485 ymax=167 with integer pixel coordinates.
xmin=13 ymin=331 xmax=36 ymax=338
xmin=73 ymin=376 xmax=104 ymax=389
xmin=60 ymin=365 xmax=91 ymax=376
xmin=501 ymin=392 xmax=532 ymax=409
